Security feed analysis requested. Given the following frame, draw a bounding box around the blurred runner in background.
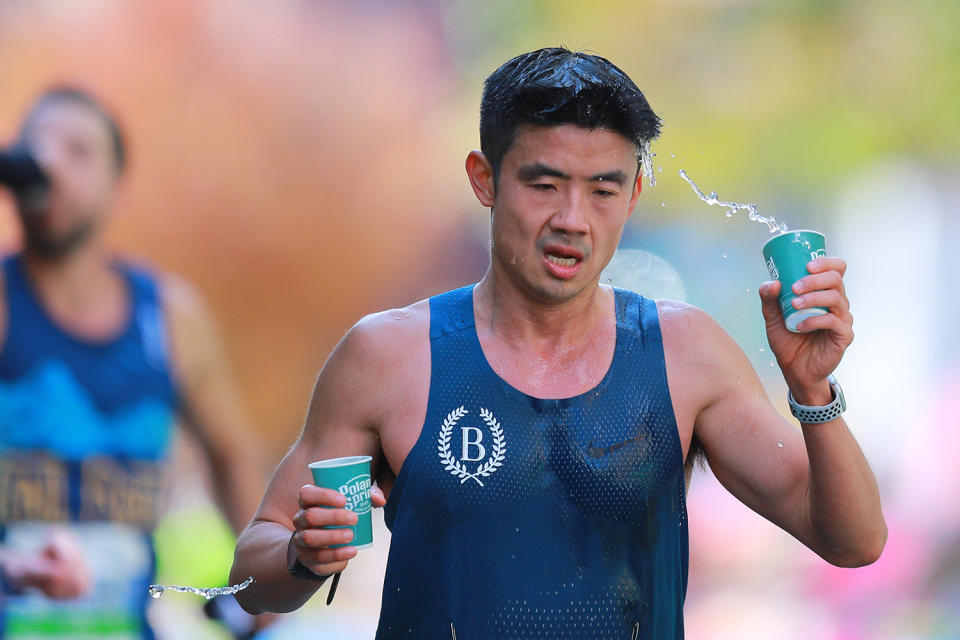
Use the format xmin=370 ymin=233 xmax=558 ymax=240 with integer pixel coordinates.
xmin=0 ymin=86 xmax=266 ymax=639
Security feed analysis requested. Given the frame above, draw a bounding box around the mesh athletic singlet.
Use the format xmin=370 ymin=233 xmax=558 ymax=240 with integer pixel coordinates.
xmin=0 ymin=253 xmax=179 ymax=639
xmin=377 ymin=284 xmax=688 ymax=639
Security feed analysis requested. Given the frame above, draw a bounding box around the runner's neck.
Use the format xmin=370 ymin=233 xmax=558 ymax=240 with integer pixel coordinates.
xmin=21 ymin=242 xmax=130 ymax=339
xmin=473 ymin=273 xmax=613 ymax=362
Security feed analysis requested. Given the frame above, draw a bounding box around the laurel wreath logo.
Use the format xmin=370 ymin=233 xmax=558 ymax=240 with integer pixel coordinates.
xmin=437 ymin=406 xmax=506 ymax=487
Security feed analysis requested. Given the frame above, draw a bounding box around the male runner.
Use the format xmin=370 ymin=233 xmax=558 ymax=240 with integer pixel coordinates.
xmin=0 ymin=86 xmax=265 ymax=638
xmin=231 ymin=48 xmax=886 ymax=638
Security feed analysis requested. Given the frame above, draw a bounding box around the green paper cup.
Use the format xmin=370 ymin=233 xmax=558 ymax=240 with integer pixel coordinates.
xmin=308 ymin=455 xmax=373 ymax=549
xmin=762 ymin=230 xmax=829 ymax=333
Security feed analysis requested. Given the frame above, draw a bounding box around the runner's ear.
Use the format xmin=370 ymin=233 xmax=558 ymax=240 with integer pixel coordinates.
xmin=465 ymin=150 xmax=495 ymax=207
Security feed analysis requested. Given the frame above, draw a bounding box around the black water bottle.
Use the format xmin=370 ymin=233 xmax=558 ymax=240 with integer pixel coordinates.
xmin=0 ymin=146 xmax=50 ymax=212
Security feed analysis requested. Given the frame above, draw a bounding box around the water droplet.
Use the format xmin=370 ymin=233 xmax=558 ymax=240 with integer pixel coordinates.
xmin=769 ymin=360 xmax=776 ymax=367
xmin=679 ymin=170 xmax=790 ymax=233
xmin=669 ymin=152 xmax=675 ymax=158
xmin=758 ymin=346 xmax=765 ymax=352
xmin=777 ymin=440 xmax=784 ymax=448
xmin=745 ymin=288 xmax=750 ymax=293
xmin=721 ymin=252 xmax=728 ymax=259
xmin=146 ymin=577 xmax=253 ymax=600
xmin=660 ymin=201 xmax=666 ymax=207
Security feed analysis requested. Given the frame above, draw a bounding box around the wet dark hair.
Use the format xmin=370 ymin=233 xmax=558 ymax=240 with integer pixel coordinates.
xmin=19 ymin=85 xmax=127 ymax=174
xmin=480 ymin=47 xmax=661 ymax=181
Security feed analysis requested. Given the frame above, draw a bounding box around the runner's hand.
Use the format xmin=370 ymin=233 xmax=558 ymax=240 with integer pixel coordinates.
xmin=4 ymin=530 xmax=91 ymax=599
xmin=290 ymin=485 xmax=386 ymax=577
xmin=759 ymin=257 xmax=854 ymax=402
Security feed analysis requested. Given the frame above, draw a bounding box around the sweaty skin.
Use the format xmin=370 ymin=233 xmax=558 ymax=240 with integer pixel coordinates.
xmin=231 ymin=124 xmax=885 ymax=614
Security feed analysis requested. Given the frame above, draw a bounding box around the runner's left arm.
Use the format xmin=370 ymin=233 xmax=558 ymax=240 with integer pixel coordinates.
xmin=163 ymin=276 xmax=266 ymax=534
xmin=662 ymin=258 xmax=885 ymax=567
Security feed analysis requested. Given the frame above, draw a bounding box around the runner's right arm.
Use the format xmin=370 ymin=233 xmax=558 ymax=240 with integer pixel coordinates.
xmin=230 ymin=313 xmax=405 ymax=614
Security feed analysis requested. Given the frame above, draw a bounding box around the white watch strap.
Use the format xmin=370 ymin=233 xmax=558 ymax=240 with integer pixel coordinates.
xmin=788 ymin=375 xmax=846 ymax=423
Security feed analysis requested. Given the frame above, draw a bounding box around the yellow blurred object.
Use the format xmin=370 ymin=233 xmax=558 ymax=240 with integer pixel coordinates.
xmin=152 ymin=505 xmax=235 ymax=590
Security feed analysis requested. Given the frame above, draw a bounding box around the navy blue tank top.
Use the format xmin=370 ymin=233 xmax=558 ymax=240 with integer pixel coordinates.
xmin=377 ymin=285 xmax=688 ymax=639
xmin=0 ymin=253 xmax=179 ymax=639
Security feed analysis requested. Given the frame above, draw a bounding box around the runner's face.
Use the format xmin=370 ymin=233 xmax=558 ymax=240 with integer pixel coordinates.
xmin=490 ymin=124 xmax=642 ymax=303
xmin=18 ymin=100 xmax=119 ymax=256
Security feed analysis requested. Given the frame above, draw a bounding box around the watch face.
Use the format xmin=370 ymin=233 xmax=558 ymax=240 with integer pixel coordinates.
xmin=286 ymin=532 xmax=299 ymax=571
xmin=286 ymin=532 xmax=330 ymax=581
xmin=826 ymin=375 xmax=845 ymax=410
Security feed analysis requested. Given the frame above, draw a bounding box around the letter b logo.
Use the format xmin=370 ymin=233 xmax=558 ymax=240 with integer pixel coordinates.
xmin=461 ymin=426 xmax=486 ymax=462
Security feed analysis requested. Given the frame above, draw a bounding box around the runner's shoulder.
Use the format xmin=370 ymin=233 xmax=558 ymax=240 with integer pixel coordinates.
xmin=656 ymin=299 xmax=719 ymax=335
xmin=656 ymin=299 xmax=738 ymax=360
xmin=338 ymin=298 xmax=431 ymax=369
xmin=152 ymin=270 xmax=221 ymax=342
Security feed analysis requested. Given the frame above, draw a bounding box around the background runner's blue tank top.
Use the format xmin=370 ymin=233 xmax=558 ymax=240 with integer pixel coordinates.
xmin=0 ymin=253 xmax=179 ymax=639
xmin=378 ymin=284 xmax=688 ymax=640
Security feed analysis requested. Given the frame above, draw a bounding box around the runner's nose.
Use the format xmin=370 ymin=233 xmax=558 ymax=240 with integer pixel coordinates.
xmin=548 ymin=189 xmax=589 ymax=236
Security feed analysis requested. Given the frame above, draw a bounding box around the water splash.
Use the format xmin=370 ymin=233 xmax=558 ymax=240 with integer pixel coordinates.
xmin=639 ymin=140 xmax=656 ymax=187
xmin=148 ymin=576 xmax=254 ymax=600
xmin=679 ymin=170 xmax=788 ymax=234
xmin=791 ymin=232 xmax=813 ymax=251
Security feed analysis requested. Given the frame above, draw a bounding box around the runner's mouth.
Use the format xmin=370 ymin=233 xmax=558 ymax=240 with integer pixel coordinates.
xmin=542 ymin=245 xmax=584 ymax=266
xmin=545 ymin=253 xmax=578 ymax=267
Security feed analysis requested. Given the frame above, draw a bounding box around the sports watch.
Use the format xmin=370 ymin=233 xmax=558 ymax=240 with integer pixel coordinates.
xmin=286 ymin=531 xmax=341 ymax=604
xmin=787 ymin=374 xmax=846 ymax=424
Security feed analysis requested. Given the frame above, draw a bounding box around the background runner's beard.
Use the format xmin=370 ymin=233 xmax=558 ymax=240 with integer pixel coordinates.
xmin=20 ymin=215 xmax=97 ymax=259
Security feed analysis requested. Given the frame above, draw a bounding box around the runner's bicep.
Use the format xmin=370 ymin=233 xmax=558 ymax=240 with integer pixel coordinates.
xmin=254 ymin=324 xmax=387 ymax=527
xmin=296 ymin=324 xmax=390 ymax=480
xmin=696 ymin=387 xmax=812 ymax=539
